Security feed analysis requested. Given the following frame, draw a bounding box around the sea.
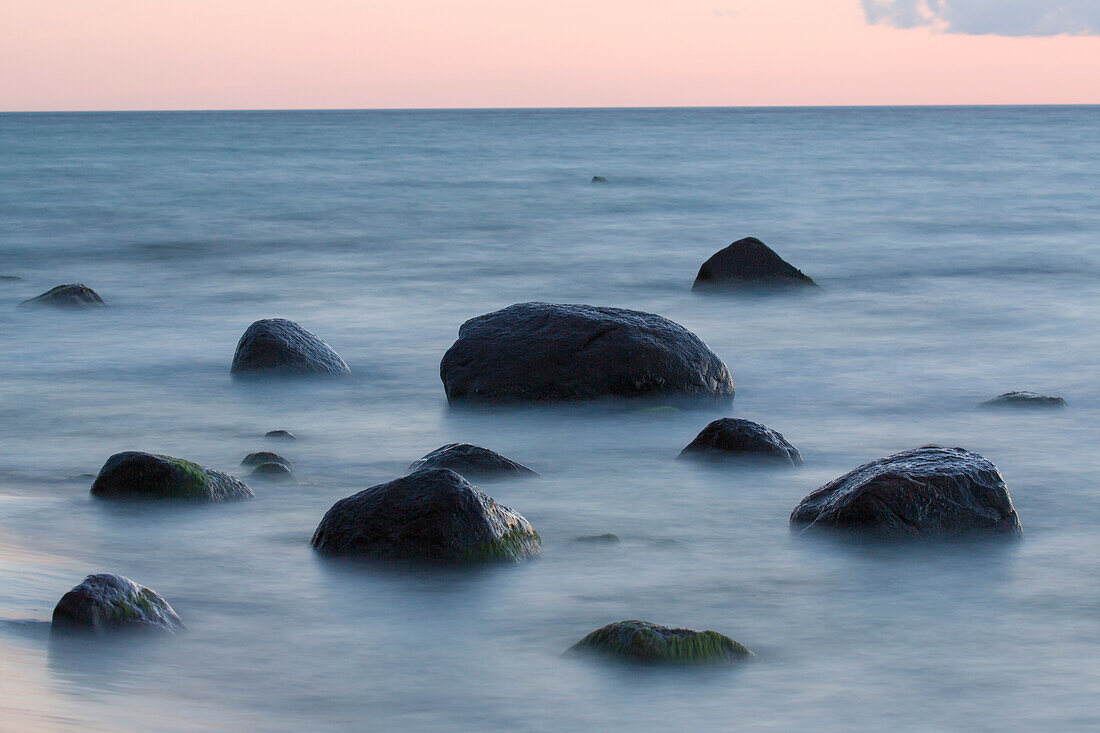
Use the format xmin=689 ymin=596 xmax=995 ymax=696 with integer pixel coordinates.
xmin=0 ymin=106 xmax=1098 ymax=731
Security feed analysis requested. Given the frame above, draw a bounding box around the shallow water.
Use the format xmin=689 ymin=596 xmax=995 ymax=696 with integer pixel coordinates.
xmin=1 ymin=106 xmax=1099 ymax=731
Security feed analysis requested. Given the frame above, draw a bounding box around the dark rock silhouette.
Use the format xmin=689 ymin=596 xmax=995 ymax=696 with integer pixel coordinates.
xmin=231 ymin=318 xmax=350 ymax=377
xmin=251 ymin=462 xmax=292 ymax=478
xmin=693 ymin=237 xmax=816 ymax=290
xmin=982 ymin=391 xmax=1066 ymax=409
xmin=51 ymin=574 xmax=184 ymax=634
xmin=91 ymin=451 xmax=253 ymax=502
xmin=20 ymin=283 xmax=105 ymax=308
xmin=678 ymin=418 xmax=802 ymax=465
xmin=591 ymin=176 xmax=608 ymax=183
xmin=265 ymin=429 xmax=297 ymax=441
xmin=409 ymin=443 xmax=537 ymax=478
xmin=570 ymin=620 xmax=752 ymax=664
xmin=242 ymin=451 xmax=291 ymax=468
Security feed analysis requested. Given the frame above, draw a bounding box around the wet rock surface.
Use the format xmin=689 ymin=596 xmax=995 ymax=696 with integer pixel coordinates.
xmin=790 ymin=445 xmax=1021 ymax=538
xmin=51 ymin=574 xmax=184 ymax=634
xmin=982 ymin=391 xmax=1066 ymax=408
xmin=231 ymin=318 xmax=350 ymax=377
xmin=678 ymin=418 xmax=802 ymax=464
xmin=311 ymin=468 xmax=540 ymax=562
xmin=408 ymin=443 xmax=537 ymax=478
xmin=91 ymin=451 xmax=254 ymax=502
xmin=265 ymin=429 xmax=297 ymax=441
xmin=19 ymin=283 xmax=105 ymax=308
xmin=440 ymin=302 xmax=734 ymax=403
xmin=693 ymin=237 xmax=816 ymax=290
xmin=242 ymin=451 xmax=291 ymax=468
xmin=570 ymin=620 xmax=752 ymax=664
xmin=251 ymin=462 xmax=292 ymax=478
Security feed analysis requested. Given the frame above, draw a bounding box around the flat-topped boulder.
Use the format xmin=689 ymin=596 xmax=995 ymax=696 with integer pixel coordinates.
xmin=982 ymin=391 xmax=1066 ymax=409
xmin=570 ymin=620 xmax=752 ymax=664
xmin=51 ymin=574 xmax=184 ymax=634
xmin=311 ymin=468 xmax=540 ymax=563
xmin=440 ymin=302 xmax=734 ymax=403
xmin=693 ymin=237 xmax=815 ymax=290
xmin=678 ymin=418 xmax=802 ymax=465
xmin=790 ymin=445 xmax=1021 ymax=538
xmin=409 ymin=443 xmax=537 ymax=478
xmin=20 ymin=283 xmax=104 ymax=308
xmin=91 ymin=451 xmax=253 ymax=502
xmin=231 ymin=318 xmax=350 ymax=377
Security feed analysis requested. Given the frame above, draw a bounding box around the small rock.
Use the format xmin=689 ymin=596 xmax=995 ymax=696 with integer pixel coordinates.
xmin=678 ymin=418 xmax=802 ymax=465
xmin=574 ymin=533 xmax=620 ymax=544
xmin=231 ymin=318 xmax=350 ymax=377
xmin=265 ymin=430 xmax=297 ymax=441
xmin=591 ymin=176 xmax=608 ymax=183
xmin=251 ymin=462 xmax=292 ymax=478
xmin=693 ymin=237 xmax=816 ymax=290
xmin=982 ymin=391 xmax=1066 ymax=409
xmin=570 ymin=620 xmax=752 ymax=664
xmin=242 ymin=451 xmax=291 ymax=468
xmin=0 ymin=275 xmax=22 ymax=281
xmin=51 ymin=574 xmax=184 ymax=634
xmin=408 ymin=443 xmax=537 ymax=478
xmin=19 ymin=283 xmax=105 ymax=308
xmin=91 ymin=451 xmax=254 ymax=502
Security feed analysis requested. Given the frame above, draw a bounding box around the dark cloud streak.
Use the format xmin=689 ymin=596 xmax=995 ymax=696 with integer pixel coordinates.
xmin=862 ymin=0 xmax=1100 ymax=36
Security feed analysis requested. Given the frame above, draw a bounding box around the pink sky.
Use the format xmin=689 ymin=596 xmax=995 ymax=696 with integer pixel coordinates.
xmin=3 ymin=0 xmax=1099 ymax=111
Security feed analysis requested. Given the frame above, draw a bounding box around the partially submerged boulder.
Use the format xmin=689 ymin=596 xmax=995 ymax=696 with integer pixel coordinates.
xmin=231 ymin=318 xmax=350 ymax=377
xmin=591 ymin=176 xmax=608 ymax=183
xmin=251 ymin=462 xmax=292 ymax=479
xmin=678 ymin=418 xmax=802 ymax=465
xmin=440 ymin=302 xmax=734 ymax=403
xmin=91 ymin=451 xmax=254 ymax=502
xmin=51 ymin=574 xmax=184 ymax=634
xmin=982 ymin=391 xmax=1066 ymax=409
xmin=408 ymin=443 xmax=537 ymax=478
xmin=790 ymin=445 xmax=1021 ymax=538
xmin=242 ymin=451 xmax=291 ymax=468
xmin=311 ymin=468 xmax=540 ymax=562
xmin=265 ymin=429 xmax=297 ymax=441
xmin=20 ymin=283 xmax=104 ymax=308
xmin=570 ymin=620 xmax=752 ymax=664
xmin=693 ymin=237 xmax=815 ymax=290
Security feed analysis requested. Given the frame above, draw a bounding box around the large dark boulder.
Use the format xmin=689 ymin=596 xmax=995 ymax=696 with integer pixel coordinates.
xmin=409 ymin=443 xmax=537 ymax=478
xmin=982 ymin=391 xmax=1066 ymax=409
xmin=678 ymin=418 xmax=802 ymax=465
xmin=440 ymin=302 xmax=734 ymax=403
xmin=311 ymin=468 xmax=540 ymax=562
xmin=20 ymin=283 xmax=104 ymax=308
xmin=693 ymin=237 xmax=815 ymax=290
xmin=790 ymin=445 xmax=1021 ymax=538
xmin=91 ymin=451 xmax=254 ymax=502
xmin=51 ymin=574 xmax=184 ymax=634
xmin=231 ymin=318 xmax=350 ymax=377
xmin=570 ymin=620 xmax=752 ymax=664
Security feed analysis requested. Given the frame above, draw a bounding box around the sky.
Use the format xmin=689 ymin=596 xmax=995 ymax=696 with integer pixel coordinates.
xmin=2 ymin=0 xmax=1099 ymax=111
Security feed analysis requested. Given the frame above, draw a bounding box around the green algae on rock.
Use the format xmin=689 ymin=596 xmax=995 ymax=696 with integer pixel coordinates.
xmin=570 ymin=620 xmax=752 ymax=664
xmin=91 ymin=451 xmax=254 ymax=502
xmin=51 ymin=573 xmax=185 ymax=634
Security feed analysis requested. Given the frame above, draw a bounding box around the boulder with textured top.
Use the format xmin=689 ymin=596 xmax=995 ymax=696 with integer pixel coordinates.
xmin=570 ymin=620 xmax=752 ymax=664
xmin=982 ymin=391 xmax=1066 ymax=409
xmin=231 ymin=318 xmax=350 ymax=377
xmin=409 ymin=443 xmax=537 ymax=478
xmin=693 ymin=237 xmax=816 ymax=290
xmin=91 ymin=451 xmax=253 ymax=502
xmin=20 ymin=283 xmax=105 ymax=308
xmin=790 ymin=445 xmax=1021 ymax=537
xmin=678 ymin=418 xmax=802 ymax=464
xmin=311 ymin=468 xmax=540 ymax=562
xmin=51 ymin=574 xmax=184 ymax=634
xmin=440 ymin=302 xmax=734 ymax=403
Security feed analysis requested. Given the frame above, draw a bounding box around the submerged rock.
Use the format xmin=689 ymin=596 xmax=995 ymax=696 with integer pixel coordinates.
xmin=408 ymin=443 xmax=537 ymax=478
xmin=51 ymin=574 xmax=184 ymax=634
xmin=251 ymin=462 xmax=292 ymax=479
xmin=591 ymin=176 xmax=608 ymax=183
xmin=242 ymin=451 xmax=291 ymax=468
xmin=693 ymin=237 xmax=816 ymax=290
xmin=790 ymin=445 xmax=1021 ymax=538
xmin=19 ymin=283 xmax=105 ymax=308
xmin=440 ymin=302 xmax=734 ymax=403
xmin=574 ymin=533 xmax=620 ymax=544
xmin=982 ymin=391 xmax=1066 ymax=409
xmin=570 ymin=620 xmax=752 ymax=664
xmin=91 ymin=451 xmax=254 ymax=502
xmin=678 ymin=418 xmax=802 ymax=465
xmin=265 ymin=429 xmax=297 ymax=441
xmin=311 ymin=468 xmax=540 ymax=563
xmin=231 ymin=318 xmax=350 ymax=377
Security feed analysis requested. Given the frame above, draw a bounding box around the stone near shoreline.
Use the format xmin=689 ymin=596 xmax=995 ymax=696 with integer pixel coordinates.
xmin=91 ymin=451 xmax=254 ymax=502
xmin=19 ymin=283 xmax=105 ymax=308
xmin=982 ymin=391 xmax=1066 ymax=409
xmin=311 ymin=468 xmax=541 ymax=563
xmin=790 ymin=445 xmax=1021 ymax=538
xmin=440 ymin=302 xmax=734 ymax=403
xmin=51 ymin=574 xmax=184 ymax=634
xmin=231 ymin=318 xmax=350 ymax=377
xmin=693 ymin=237 xmax=816 ymax=290
xmin=408 ymin=443 xmax=537 ymax=479
xmin=678 ymin=418 xmax=802 ymax=465
xmin=570 ymin=620 xmax=753 ymax=664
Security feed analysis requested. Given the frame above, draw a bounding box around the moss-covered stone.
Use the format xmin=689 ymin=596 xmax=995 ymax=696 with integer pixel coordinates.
xmin=51 ymin=574 xmax=185 ymax=634
xmin=570 ymin=620 xmax=753 ymax=664
xmin=90 ymin=451 xmax=254 ymax=502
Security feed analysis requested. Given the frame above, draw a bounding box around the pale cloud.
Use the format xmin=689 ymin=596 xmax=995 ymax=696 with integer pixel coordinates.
xmin=862 ymin=0 xmax=1100 ymax=36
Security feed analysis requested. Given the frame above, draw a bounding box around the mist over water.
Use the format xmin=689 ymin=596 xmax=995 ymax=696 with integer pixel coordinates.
xmin=1 ymin=107 xmax=1099 ymax=731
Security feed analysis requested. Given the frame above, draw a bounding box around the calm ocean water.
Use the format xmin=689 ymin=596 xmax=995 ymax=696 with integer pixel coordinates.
xmin=1 ymin=107 xmax=1099 ymax=731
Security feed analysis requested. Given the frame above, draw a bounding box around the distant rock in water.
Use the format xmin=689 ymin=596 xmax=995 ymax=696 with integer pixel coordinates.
xmin=242 ymin=451 xmax=291 ymax=468
xmin=440 ymin=302 xmax=734 ymax=403
xmin=591 ymin=176 xmax=608 ymax=183
xmin=51 ymin=574 xmax=184 ymax=634
xmin=693 ymin=237 xmax=816 ymax=290
xmin=311 ymin=468 xmax=541 ymax=563
xmin=408 ymin=443 xmax=537 ymax=478
xmin=790 ymin=445 xmax=1021 ymax=538
xmin=231 ymin=318 xmax=350 ymax=377
xmin=251 ymin=462 xmax=292 ymax=479
xmin=982 ymin=391 xmax=1066 ymax=409
xmin=265 ymin=429 xmax=297 ymax=441
xmin=91 ymin=451 xmax=253 ymax=502
xmin=678 ymin=418 xmax=802 ymax=465
xmin=0 ymin=275 xmax=22 ymax=281
xmin=570 ymin=620 xmax=752 ymax=664
xmin=19 ymin=283 xmax=104 ymax=308
xmin=574 ymin=533 xmax=620 ymax=544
